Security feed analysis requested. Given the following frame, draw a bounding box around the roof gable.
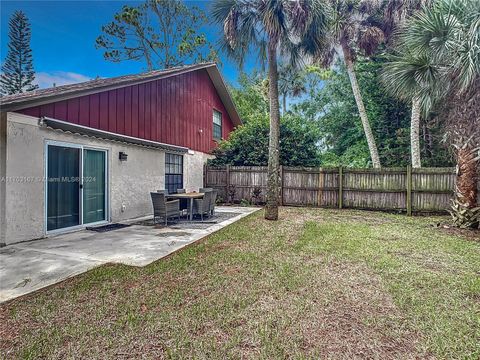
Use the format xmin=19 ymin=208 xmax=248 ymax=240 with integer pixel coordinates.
xmin=0 ymin=63 xmax=241 ymax=126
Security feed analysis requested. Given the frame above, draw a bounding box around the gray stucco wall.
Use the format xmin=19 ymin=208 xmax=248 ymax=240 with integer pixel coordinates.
xmin=184 ymin=150 xmax=212 ymax=192
xmin=0 ymin=113 xmax=6 ymax=246
xmin=4 ymin=112 xmax=210 ymax=245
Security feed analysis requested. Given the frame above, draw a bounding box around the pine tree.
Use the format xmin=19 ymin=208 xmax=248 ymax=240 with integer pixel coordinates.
xmin=0 ymin=10 xmax=38 ymax=96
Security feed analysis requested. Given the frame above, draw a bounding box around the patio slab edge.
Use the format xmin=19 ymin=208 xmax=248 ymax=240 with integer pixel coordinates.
xmin=0 ymin=207 xmax=260 ymax=303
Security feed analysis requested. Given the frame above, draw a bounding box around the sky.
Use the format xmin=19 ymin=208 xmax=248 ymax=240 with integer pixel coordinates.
xmin=0 ymin=0 xmax=258 ymax=89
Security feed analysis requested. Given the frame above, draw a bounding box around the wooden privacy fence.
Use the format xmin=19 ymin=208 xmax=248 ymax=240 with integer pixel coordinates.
xmin=204 ymin=165 xmax=459 ymax=214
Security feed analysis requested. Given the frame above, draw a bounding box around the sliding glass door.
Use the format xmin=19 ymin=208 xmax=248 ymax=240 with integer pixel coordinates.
xmin=47 ymin=145 xmax=81 ymax=231
xmin=46 ymin=142 xmax=108 ymax=232
xmin=83 ymin=149 xmax=106 ymax=224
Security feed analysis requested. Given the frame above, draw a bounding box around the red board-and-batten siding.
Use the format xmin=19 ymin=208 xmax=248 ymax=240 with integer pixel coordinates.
xmin=18 ymin=69 xmax=234 ymax=153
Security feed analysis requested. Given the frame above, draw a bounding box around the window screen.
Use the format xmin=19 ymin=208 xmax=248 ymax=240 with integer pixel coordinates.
xmin=213 ymin=110 xmax=222 ymax=140
xmin=165 ymin=153 xmax=183 ymax=194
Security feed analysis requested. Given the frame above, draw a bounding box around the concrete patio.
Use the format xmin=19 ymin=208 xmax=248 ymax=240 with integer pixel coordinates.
xmin=0 ymin=206 xmax=259 ymax=303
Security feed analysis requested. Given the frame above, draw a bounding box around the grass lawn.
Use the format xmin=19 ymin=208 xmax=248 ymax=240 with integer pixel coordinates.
xmin=1 ymin=208 xmax=479 ymax=359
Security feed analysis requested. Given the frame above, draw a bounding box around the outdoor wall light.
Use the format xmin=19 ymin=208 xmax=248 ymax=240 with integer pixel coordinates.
xmin=119 ymin=152 xmax=128 ymax=161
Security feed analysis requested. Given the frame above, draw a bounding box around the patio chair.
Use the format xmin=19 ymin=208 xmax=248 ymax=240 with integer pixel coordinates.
xmin=150 ymin=192 xmax=180 ymax=225
xmin=175 ymin=188 xmax=188 ymax=214
xmin=210 ymin=189 xmax=218 ymax=216
xmin=198 ymin=188 xmax=214 ymax=215
xmin=192 ymin=190 xmax=213 ymax=221
xmin=156 ymin=189 xmax=168 ymax=195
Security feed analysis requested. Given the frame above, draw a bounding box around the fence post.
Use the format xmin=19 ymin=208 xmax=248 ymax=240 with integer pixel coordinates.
xmin=279 ymin=165 xmax=284 ymax=206
xmin=406 ymin=165 xmax=412 ymax=216
xmin=226 ymin=165 xmax=231 ymax=203
xmin=338 ymin=166 xmax=343 ymax=209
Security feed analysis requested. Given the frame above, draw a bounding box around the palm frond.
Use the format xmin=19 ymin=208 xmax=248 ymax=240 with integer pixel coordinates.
xmin=400 ymin=0 xmax=480 ymax=93
xmin=212 ymin=0 xmax=264 ymax=68
xmin=259 ymin=0 xmax=287 ymax=43
xmin=383 ymin=0 xmax=480 ymax=119
xmin=382 ymin=48 xmax=443 ymax=116
xmin=224 ymin=7 xmax=238 ymax=48
xmin=287 ymin=0 xmax=310 ymax=35
xmin=211 ymin=0 xmax=238 ymax=26
xmin=357 ymin=25 xmax=384 ymax=56
xmin=358 ymin=0 xmax=382 ymax=15
xmin=382 ymin=0 xmax=432 ymax=38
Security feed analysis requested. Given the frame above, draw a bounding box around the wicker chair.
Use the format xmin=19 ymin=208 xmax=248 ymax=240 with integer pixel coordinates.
xmin=198 ymin=188 xmax=217 ymax=215
xmin=192 ymin=191 xmax=213 ymax=221
xmin=150 ymin=192 xmax=180 ymax=225
xmin=210 ymin=189 xmax=218 ymax=215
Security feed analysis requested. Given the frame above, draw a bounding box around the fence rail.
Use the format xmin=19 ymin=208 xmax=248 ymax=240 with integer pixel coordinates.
xmin=204 ymin=165 xmax=462 ymax=214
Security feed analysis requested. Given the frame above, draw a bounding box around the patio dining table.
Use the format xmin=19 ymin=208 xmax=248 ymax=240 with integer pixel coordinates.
xmin=166 ymin=192 xmax=204 ymax=221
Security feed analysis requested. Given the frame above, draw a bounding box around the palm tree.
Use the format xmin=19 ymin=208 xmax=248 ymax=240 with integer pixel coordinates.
xmin=383 ymin=0 xmax=480 ymax=227
xmin=278 ymin=63 xmax=306 ymax=114
xmin=382 ymin=0 xmax=432 ymax=168
xmin=212 ymin=0 xmax=328 ymax=220
xmin=302 ymin=0 xmax=384 ymax=168
xmin=444 ymin=79 xmax=480 ymax=228
xmin=382 ymin=52 xmax=435 ymax=168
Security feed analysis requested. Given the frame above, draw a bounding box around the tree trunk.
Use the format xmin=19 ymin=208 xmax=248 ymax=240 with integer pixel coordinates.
xmin=445 ymin=78 xmax=480 ymax=228
xmin=265 ymin=42 xmax=281 ymax=221
xmin=422 ymin=123 xmax=427 ymax=159
xmin=456 ymin=146 xmax=478 ymax=208
xmin=283 ymin=93 xmax=287 ymax=115
xmin=411 ymin=96 xmax=422 ymax=168
xmin=341 ymin=42 xmax=381 ymax=168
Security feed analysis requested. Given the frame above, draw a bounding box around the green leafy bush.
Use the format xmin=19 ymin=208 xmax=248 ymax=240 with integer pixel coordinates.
xmin=209 ymin=114 xmax=321 ymax=167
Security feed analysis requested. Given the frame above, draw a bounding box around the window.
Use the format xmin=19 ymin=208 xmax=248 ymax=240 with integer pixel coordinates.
xmin=165 ymin=153 xmax=183 ymax=194
xmin=213 ymin=109 xmax=222 ymax=140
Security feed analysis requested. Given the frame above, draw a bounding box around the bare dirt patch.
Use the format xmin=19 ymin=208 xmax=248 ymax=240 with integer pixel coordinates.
xmin=285 ymin=207 xmax=395 ymax=226
xmin=239 ymin=260 xmax=430 ymax=359
xmin=433 ymin=224 xmax=480 ymax=242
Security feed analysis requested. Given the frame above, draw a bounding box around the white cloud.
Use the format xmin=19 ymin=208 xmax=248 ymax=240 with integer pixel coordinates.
xmin=34 ymin=71 xmax=92 ymax=89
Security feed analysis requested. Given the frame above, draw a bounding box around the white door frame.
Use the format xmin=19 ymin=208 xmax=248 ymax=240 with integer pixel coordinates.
xmin=44 ymin=140 xmax=109 ymax=235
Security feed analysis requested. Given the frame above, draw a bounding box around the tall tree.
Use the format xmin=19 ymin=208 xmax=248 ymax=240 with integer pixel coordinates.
xmin=382 ymin=50 xmax=433 ymax=168
xmin=278 ymin=63 xmax=306 ymax=114
xmin=293 ymin=56 xmax=454 ymax=168
xmin=213 ymin=0 xmax=328 ymax=220
xmin=382 ymin=0 xmax=432 ymax=168
xmin=443 ymin=80 xmax=480 ymax=228
xmin=0 ymin=10 xmax=38 ymax=96
xmin=301 ymin=0 xmax=384 ymax=168
xmin=384 ymin=0 xmax=480 ymax=228
xmin=96 ymin=0 xmax=218 ymax=70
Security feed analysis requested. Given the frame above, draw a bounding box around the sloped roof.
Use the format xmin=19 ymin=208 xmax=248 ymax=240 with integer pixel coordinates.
xmin=40 ymin=117 xmax=188 ymax=154
xmin=0 ymin=62 xmax=241 ymax=125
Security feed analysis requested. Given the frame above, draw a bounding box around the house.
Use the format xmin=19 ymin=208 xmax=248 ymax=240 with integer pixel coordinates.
xmin=0 ymin=63 xmax=241 ymax=246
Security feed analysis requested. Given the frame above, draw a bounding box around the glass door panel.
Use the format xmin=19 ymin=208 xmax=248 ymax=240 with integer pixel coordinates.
xmin=47 ymin=145 xmax=80 ymax=231
xmin=83 ymin=149 xmax=106 ymax=224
